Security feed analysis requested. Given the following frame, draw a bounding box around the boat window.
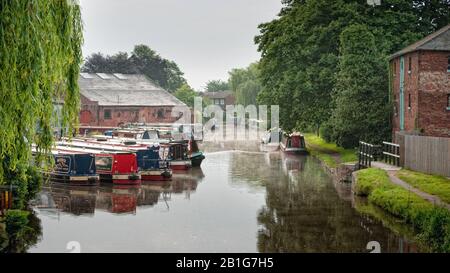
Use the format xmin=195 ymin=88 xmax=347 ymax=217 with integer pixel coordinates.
xmin=95 ymin=156 xmax=113 ymax=171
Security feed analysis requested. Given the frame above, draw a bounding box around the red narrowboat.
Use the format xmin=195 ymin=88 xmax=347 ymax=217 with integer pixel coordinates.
xmin=280 ymin=133 xmax=308 ymax=154
xmin=55 ymin=145 xmax=141 ymax=185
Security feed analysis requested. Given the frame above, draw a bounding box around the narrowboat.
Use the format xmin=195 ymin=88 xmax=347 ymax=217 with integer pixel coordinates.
xmin=161 ymin=142 xmax=192 ymax=170
xmin=55 ymin=145 xmax=141 ymax=185
xmin=32 ymin=148 xmax=99 ymax=185
xmin=59 ymin=139 xmax=172 ymax=181
xmin=280 ymin=133 xmax=308 ymax=154
xmin=188 ymin=137 xmax=205 ymax=167
xmin=260 ymin=128 xmax=282 ymax=152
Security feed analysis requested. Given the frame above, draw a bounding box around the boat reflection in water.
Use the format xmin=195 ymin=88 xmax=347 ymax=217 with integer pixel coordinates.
xmin=33 ymin=169 xmax=204 ymax=217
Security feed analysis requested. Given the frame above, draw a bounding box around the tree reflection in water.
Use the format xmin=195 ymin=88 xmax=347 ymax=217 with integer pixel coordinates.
xmin=0 ymin=210 xmax=42 ymax=253
xmin=230 ymin=151 xmax=421 ymax=253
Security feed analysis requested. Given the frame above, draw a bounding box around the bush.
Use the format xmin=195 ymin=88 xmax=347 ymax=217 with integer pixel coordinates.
xmin=3 ymin=163 xmax=43 ymax=209
xmin=319 ymin=121 xmax=334 ymax=143
xmin=418 ymin=208 xmax=450 ymax=252
xmin=4 ymin=210 xmax=29 ymax=234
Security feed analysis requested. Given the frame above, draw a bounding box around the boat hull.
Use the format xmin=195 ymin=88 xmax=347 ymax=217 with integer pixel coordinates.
xmin=190 ymin=152 xmax=205 ymax=167
xmin=99 ymin=173 xmax=141 ymax=185
xmin=47 ymin=174 xmax=99 ymax=186
xmin=140 ymin=169 xmax=172 ymax=181
xmin=169 ymin=160 xmax=192 ymax=170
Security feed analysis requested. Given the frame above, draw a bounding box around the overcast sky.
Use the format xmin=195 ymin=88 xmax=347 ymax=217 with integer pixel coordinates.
xmin=79 ymin=0 xmax=282 ymax=90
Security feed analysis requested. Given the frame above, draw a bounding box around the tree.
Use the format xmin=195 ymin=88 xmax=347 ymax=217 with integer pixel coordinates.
xmin=331 ymin=24 xmax=391 ymax=148
xmin=255 ymin=0 xmax=449 ymax=136
xmin=174 ymin=84 xmax=198 ymax=108
xmin=228 ymin=62 xmax=262 ymax=106
xmin=205 ymin=80 xmax=230 ymax=92
xmin=82 ymin=44 xmax=187 ymax=92
xmin=0 ymin=1 xmax=83 ymax=190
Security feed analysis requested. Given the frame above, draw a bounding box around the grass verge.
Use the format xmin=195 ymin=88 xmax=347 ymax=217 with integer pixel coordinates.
xmin=397 ymin=169 xmax=450 ymax=204
xmin=304 ymin=134 xmax=357 ymax=166
xmin=354 ymin=168 xmax=450 ymax=252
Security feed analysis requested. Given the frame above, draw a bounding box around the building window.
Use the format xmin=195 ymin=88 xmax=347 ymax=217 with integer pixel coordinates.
xmin=157 ymin=108 xmax=164 ymax=119
xmin=408 ymin=56 xmax=412 ymax=74
xmin=220 ymin=99 xmax=225 ymax=105
xmin=214 ymin=99 xmax=220 ymax=105
xmin=393 ymin=62 xmax=396 ymax=77
xmin=104 ymin=109 xmax=111 ymax=120
xmin=447 ymin=56 xmax=450 ymax=72
xmin=447 ymin=94 xmax=450 ymax=110
xmin=408 ymin=94 xmax=411 ymax=110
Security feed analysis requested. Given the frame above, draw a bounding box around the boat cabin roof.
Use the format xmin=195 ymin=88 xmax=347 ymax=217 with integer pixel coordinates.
xmin=55 ymin=145 xmax=134 ymax=155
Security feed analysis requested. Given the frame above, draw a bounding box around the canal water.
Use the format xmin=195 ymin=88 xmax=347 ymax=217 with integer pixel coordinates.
xmin=25 ymin=143 xmax=421 ymax=253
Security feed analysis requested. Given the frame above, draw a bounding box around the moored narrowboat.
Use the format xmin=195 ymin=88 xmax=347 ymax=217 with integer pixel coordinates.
xmin=55 ymin=145 xmax=141 ymax=185
xmin=33 ymin=148 xmax=99 ymax=185
xmin=188 ymin=137 xmax=205 ymax=167
xmin=161 ymin=142 xmax=192 ymax=171
xmin=58 ymin=139 xmax=172 ymax=181
xmin=280 ymin=133 xmax=308 ymax=154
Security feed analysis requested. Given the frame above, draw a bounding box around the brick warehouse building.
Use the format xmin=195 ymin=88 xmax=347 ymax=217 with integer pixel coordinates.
xmin=390 ymin=24 xmax=450 ymax=138
xmin=79 ymin=73 xmax=186 ymax=129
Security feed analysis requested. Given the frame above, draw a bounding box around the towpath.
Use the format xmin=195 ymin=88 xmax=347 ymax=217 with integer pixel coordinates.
xmin=371 ymin=161 xmax=450 ymax=210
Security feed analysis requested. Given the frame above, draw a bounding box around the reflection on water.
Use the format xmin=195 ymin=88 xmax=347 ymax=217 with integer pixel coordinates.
xmin=34 ymin=169 xmax=204 ymax=217
xmin=23 ymin=146 xmax=422 ymax=253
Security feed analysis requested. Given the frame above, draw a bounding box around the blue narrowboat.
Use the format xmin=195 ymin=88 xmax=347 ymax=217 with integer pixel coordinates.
xmin=48 ymin=150 xmax=99 ymax=185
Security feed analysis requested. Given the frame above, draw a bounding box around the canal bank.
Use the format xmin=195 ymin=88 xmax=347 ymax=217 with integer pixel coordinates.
xmin=305 ymin=134 xmax=450 ymax=252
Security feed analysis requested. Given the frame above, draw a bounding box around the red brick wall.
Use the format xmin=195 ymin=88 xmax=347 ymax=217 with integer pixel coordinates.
xmin=417 ymin=51 xmax=450 ymax=137
xmin=391 ymin=50 xmax=450 ymax=138
xmin=79 ymin=95 xmax=181 ymax=127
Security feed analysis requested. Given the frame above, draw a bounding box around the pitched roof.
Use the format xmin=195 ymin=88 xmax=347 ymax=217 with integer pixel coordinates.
xmin=79 ymin=73 xmax=186 ymax=107
xmin=201 ymin=90 xmax=234 ymax=99
xmin=389 ymin=24 xmax=450 ymax=60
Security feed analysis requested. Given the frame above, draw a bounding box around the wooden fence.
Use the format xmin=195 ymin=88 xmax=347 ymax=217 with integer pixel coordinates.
xmin=358 ymin=141 xmax=381 ymax=169
xmin=396 ymin=133 xmax=450 ymax=177
xmin=382 ymin=142 xmax=401 ymax=167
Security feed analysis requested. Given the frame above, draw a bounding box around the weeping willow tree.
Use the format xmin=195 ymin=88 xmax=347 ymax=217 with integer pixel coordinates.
xmin=0 ymin=1 xmax=83 ymax=202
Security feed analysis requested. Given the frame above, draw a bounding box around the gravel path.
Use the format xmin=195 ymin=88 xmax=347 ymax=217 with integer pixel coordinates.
xmin=386 ymin=170 xmax=450 ymax=210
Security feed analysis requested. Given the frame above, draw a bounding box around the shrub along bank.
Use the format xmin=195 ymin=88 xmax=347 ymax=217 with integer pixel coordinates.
xmin=354 ymin=168 xmax=450 ymax=252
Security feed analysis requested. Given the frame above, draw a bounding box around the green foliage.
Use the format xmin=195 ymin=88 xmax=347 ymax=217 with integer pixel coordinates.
xmin=304 ymin=133 xmax=357 ymax=167
xmin=174 ymin=84 xmax=198 ymax=108
xmin=255 ymin=0 xmax=450 ymax=141
xmin=397 ymin=169 xmax=450 ymax=204
xmin=1 ymin=210 xmax=42 ymax=253
xmin=0 ymin=1 xmax=83 ymax=185
xmin=355 ymin=168 xmax=450 ymax=252
xmin=228 ymin=63 xmax=262 ymax=106
xmin=353 ymin=168 xmax=392 ymax=196
xmin=319 ymin=121 xmax=334 ymax=143
xmin=4 ymin=165 xmax=43 ymax=209
xmin=331 ymin=24 xmax=391 ymax=148
xmin=205 ymin=80 xmax=230 ymax=92
xmin=83 ymin=44 xmax=187 ymax=92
